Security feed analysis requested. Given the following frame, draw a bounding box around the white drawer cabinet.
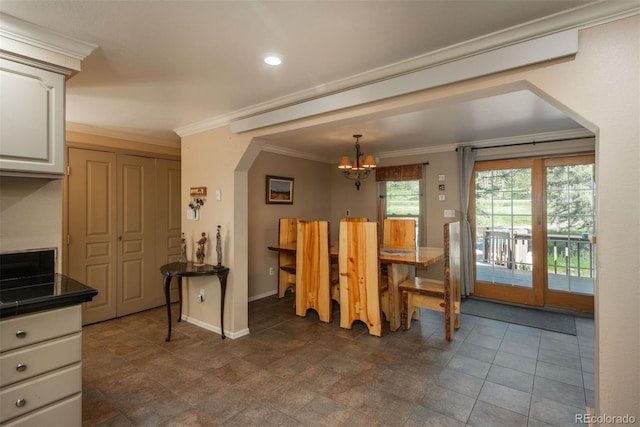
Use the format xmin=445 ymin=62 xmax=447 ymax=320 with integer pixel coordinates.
xmin=2 ymin=394 xmax=81 ymax=427
xmin=0 ymin=58 xmax=66 ymax=178
xmin=0 ymin=305 xmax=83 ymax=426
xmin=0 ymin=334 xmax=81 ymax=387
xmin=0 ymin=305 xmax=81 ymax=352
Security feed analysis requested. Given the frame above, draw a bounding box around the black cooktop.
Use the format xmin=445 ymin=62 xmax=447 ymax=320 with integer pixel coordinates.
xmin=0 ymin=249 xmax=98 ymax=318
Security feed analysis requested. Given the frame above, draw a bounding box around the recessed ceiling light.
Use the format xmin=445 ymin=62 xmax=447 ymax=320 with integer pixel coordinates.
xmin=264 ymin=56 xmax=282 ymax=66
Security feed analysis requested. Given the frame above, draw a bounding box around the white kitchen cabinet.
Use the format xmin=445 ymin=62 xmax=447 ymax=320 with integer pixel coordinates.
xmin=0 ymin=305 xmax=82 ymax=425
xmin=0 ymin=58 xmax=66 ymax=177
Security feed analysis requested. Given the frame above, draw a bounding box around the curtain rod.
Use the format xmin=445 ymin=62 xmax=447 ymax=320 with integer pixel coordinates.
xmin=455 ymin=135 xmax=593 ymax=151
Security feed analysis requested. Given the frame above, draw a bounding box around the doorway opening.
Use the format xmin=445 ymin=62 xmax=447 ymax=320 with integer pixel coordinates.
xmin=471 ymin=154 xmax=595 ymax=313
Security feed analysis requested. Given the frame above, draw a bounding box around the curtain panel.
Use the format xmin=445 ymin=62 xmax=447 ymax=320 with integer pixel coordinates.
xmin=457 ymin=147 xmax=477 ymax=296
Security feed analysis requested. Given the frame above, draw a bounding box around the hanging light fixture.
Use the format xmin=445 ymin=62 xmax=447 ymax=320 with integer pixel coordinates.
xmin=338 ymin=134 xmax=376 ymax=190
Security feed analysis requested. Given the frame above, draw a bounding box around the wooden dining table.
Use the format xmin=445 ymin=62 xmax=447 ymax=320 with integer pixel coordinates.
xmin=267 ymin=243 xmax=444 ymax=331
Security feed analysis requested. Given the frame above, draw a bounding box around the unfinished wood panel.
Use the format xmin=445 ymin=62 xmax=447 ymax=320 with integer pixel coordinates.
xmin=295 ymin=221 xmax=332 ymax=323
xmin=383 ymin=219 xmax=416 ymax=248
xmin=338 ymin=221 xmax=382 ymax=337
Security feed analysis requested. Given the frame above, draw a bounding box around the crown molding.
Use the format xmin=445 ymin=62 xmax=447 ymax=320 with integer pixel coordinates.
xmin=66 ymin=122 xmax=181 ymax=148
xmin=0 ymin=13 xmax=97 ymax=72
xmin=376 ymin=128 xmax=595 ymax=160
xmin=260 ymin=144 xmax=330 ymax=164
xmin=175 ymin=1 xmax=639 ymax=137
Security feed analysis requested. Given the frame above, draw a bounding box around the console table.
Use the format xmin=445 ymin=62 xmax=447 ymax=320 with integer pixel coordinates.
xmin=160 ymin=262 xmax=230 ymax=341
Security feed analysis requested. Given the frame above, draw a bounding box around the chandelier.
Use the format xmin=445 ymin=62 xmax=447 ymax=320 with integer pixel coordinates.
xmin=337 ymin=134 xmax=376 ymax=190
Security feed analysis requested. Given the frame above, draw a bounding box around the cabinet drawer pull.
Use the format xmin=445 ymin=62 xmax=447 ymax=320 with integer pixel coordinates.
xmin=16 ymin=363 xmax=27 ymax=372
xmin=15 ymin=330 xmax=27 ymax=338
xmin=15 ymin=398 xmax=27 ymax=408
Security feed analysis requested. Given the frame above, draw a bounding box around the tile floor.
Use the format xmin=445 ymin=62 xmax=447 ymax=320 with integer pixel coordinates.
xmin=82 ymin=295 xmax=595 ymax=426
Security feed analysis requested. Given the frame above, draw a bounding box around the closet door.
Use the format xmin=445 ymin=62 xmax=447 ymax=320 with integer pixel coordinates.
xmin=116 ymin=155 xmax=160 ymax=316
xmin=68 ymin=148 xmax=118 ymax=324
xmin=155 ymin=159 xmax=182 ymax=265
xmin=156 ymin=159 xmax=182 ymax=302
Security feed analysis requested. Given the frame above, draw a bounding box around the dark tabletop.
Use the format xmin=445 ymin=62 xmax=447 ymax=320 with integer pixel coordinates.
xmin=0 ymin=273 xmax=98 ymax=319
xmin=160 ymin=262 xmax=229 ymax=277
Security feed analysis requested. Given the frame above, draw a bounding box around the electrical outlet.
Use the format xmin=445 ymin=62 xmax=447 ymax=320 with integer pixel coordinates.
xmin=269 ymin=267 xmax=275 ymax=276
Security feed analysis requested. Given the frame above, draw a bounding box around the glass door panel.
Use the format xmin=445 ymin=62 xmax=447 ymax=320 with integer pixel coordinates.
xmin=544 ymin=156 xmax=595 ymax=311
xmin=473 ymin=158 xmax=542 ymax=306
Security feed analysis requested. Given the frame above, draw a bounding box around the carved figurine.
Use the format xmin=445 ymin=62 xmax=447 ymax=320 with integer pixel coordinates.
xmin=216 ymin=225 xmax=222 ymax=266
xmin=195 ymin=232 xmax=207 ymax=266
xmin=180 ymin=232 xmax=187 ymax=263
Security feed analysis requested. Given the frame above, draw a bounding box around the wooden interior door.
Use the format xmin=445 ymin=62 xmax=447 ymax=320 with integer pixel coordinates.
xmin=68 ymin=148 xmax=118 ymax=324
xmin=155 ymin=159 xmax=182 ymax=302
xmin=116 ymin=154 xmax=160 ymax=316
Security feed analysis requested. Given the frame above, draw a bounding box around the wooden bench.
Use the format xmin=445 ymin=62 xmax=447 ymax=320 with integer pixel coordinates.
xmin=277 ymin=218 xmax=299 ymax=298
xmin=399 ymin=221 xmax=461 ymax=341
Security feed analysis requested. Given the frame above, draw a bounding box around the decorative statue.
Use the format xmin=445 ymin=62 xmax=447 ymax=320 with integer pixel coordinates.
xmin=180 ymin=232 xmax=187 ymax=263
xmin=216 ymin=225 xmax=222 ymax=267
xmin=195 ymin=232 xmax=207 ymax=266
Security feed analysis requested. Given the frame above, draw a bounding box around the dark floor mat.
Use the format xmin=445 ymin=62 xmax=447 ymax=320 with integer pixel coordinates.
xmin=461 ymin=298 xmax=577 ymax=335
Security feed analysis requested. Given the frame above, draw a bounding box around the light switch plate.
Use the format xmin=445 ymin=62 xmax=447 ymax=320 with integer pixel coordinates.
xmin=438 ymin=174 xmax=445 ymax=181
xmin=444 ymin=209 xmax=456 ymax=218
xmin=439 ymin=195 xmax=446 ymax=201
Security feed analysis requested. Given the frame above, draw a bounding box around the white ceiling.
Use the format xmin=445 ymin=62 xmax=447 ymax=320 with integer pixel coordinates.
xmin=2 ymin=1 xmax=634 ymax=160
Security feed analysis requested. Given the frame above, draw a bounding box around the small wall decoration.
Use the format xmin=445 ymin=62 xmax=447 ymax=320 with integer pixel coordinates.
xmin=190 ymin=187 xmax=207 ymax=197
xmin=188 ymin=197 xmax=205 ymax=220
xmin=266 ymin=175 xmax=294 ymax=204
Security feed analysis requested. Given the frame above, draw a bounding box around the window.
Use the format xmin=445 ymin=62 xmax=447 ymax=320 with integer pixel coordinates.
xmin=376 ymin=163 xmax=425 ymax=244
xmin=379 ymin=179 xmax=424 ymax=243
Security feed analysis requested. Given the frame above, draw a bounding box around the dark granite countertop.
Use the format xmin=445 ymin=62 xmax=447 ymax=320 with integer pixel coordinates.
xmin=0 ymin=273 xmax=98 ymax=319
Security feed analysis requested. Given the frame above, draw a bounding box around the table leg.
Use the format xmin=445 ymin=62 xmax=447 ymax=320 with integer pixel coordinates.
xmin=163 ymin=274 xmax=173 ymax=342
xmin=218 ymin=270 xmax=228 ymax=339
xmin=387 ymin=263 xmax=415 ymax=331
xmin=177 ymin=277 xmax=183 ymax=322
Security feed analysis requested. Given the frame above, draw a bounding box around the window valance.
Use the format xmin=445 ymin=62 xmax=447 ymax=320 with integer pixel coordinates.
xmin=375 ymin=163 xmax=423 ymax=181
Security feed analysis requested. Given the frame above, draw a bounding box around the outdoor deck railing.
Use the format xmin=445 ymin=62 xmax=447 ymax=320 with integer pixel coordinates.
xmin=478 ymin=228 xmax=594 ymax=278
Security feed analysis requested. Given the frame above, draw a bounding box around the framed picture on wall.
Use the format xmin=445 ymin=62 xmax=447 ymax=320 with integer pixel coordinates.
xmin=266 ymin=175 xmax=294 ymax=204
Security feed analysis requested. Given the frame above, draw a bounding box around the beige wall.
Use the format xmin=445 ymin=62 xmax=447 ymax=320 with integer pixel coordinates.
xmin=248 ymin=151 xmax=332 ymax=299
xmin=182 ymin=16 xmax=639 ymax=416
xmin=0 ymin=177 xmax=63 ymax=271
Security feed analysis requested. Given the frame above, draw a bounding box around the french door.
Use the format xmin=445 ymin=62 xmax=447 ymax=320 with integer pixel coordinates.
xmin=471 ymin=154 xmax=595 ymax=312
